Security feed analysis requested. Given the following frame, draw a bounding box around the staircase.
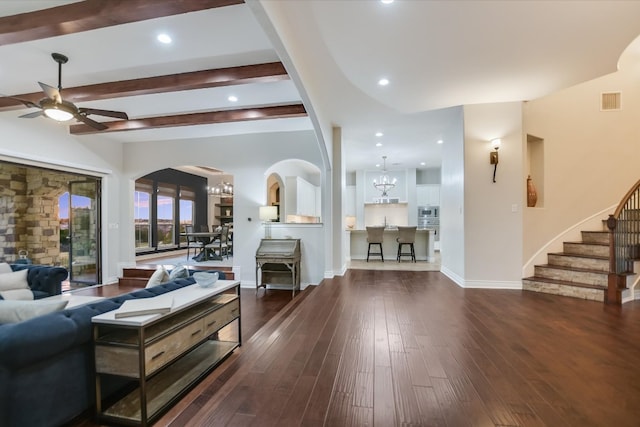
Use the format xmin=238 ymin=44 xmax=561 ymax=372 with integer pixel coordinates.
xmin=523 ymin=227 xmax=611 ymax=302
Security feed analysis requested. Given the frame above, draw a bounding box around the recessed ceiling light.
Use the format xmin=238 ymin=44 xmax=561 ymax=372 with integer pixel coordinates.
xmin=420 ymin=162 xmax=426 ymax=166
xmin=378 ymin=78 xmax=389 ymax=86
xmin=375 ymin=132 xmax=383 ymax=137
xmin=437 ymin=139 xmax=443 ymax=144
xmin=381 ymin=0 xmax=394 ymax=4
xmin=376 ymin=143 xmax=383 ymax=147
xmin=157 ymin=33 xmax=172 ymax=44
xmin=228 ymin=95 xmax=238 ymax=102
xmin=375 ymin=163 xmax=381 ymax=168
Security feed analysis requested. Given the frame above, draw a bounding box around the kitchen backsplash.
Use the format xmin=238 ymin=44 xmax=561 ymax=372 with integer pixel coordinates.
xmin=364 ymin=204 xmax=408 ymax=228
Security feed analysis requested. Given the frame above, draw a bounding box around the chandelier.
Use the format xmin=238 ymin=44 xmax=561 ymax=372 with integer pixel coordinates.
xmin=208 ymin=180 xmax=233 ymax=197
xmin=373 ymin=156 xmax=396 ymax=197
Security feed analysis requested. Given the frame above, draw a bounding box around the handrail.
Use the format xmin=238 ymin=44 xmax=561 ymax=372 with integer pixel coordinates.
xmin=606 ymin=178 xmax=640 ymax=303
xmin=612 ymin=178 xmax=640 ymax=218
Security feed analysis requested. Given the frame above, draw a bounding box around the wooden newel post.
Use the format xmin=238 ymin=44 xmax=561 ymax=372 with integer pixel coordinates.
xmin=606 ymin=215 xmax=622 ymax=305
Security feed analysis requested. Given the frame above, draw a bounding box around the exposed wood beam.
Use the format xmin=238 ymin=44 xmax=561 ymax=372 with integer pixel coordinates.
xmin=69 ymin=104 xmax=307 ymax=135
xmin=0 ymin=62 xmax=289 ymax=110
xmin=0 ymin=0 xmax=244 ymax=46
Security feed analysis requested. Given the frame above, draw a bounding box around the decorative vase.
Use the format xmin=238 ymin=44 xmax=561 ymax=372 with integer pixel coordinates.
xmin=527 ymin=175 xmax=538 ymax=207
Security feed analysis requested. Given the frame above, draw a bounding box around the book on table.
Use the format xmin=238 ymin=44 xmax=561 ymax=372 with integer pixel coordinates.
xmin=114 ymin=296 xmax=174 ymax=318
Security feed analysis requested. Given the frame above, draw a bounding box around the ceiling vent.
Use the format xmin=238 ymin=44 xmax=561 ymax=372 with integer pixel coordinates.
xmin=601 ymin=92 xmax=621 ymax=111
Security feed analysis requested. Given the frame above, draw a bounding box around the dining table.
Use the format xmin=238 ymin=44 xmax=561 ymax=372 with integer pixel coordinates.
xmin=181 ymin=231 xmax=221 ymax=261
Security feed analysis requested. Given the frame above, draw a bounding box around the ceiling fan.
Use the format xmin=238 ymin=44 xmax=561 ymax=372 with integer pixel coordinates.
xmin=6 ymin=53 xmax=128 ymax=131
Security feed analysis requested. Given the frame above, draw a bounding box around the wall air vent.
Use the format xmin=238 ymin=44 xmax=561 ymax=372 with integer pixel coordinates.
xmin=601 ymin=92 xmax=621 ymax=111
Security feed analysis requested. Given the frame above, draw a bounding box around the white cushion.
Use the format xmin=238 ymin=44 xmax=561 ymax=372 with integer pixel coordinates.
xmin=0 ymin=269 xmax=29 ymax=292
xmin=0 ymin=262 xmax=13 ymax=274
xmin=0 ymin=299 xmax=68 ymax=323
xmin=145 ymin=266 xmax=169 ymax=288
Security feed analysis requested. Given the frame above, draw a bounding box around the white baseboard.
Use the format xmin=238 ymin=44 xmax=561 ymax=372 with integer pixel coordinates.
xmin=440 ymin=266 xmax=522 ymax=289
xmin=440 ymin=266 xmax=464 ymax=287
xmin=462 ymin=280 xmax=522 ymax=289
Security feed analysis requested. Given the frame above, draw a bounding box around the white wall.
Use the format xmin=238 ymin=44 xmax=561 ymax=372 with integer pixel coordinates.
xmin=463 ymin=102 xmax=524 ymax=288
xmin=331 ymin=126 xmax=344 ymax=276
xmin=267 ymin=159 xmax=321 ymax=186
xmin=268 ymin=223 xmax=324 ymax=286
xmin=523 ymin=67 xmax=640 ymax=269
xmin=439 ymin=107 xmax=465 ymax=283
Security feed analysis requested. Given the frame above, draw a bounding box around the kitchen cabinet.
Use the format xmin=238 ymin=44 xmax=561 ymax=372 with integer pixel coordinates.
xmin=285 ymin=176 xmax=319 ymax=218
xmin=417 ymin=184 xmax=440 ymax=206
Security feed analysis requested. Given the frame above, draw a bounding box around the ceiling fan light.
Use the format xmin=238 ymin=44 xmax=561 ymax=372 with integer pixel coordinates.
xmin=44 ymin=106 xmax=74 ymax=121
xmin=42 ymin=99 xmax=76 ymax=122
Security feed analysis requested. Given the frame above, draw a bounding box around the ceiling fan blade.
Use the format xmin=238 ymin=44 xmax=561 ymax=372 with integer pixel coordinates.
xmin=38 ymin=82 xmax=62 ymax=103
xmin=74 ymin=113 xmax=107 ymax=131
xmin=1 ymin=94 xmax=41 ymax=109
xmin=19 ymin=110 xmax=44 ymax=119
xmin=78 ymin=107 xmax=128 ymax=120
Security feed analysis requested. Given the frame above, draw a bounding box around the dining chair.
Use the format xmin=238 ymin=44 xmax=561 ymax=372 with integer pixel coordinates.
xmin=366 ymin=226 xmax=385 ymax=262
xmin=396 ymin=226 xmax=417 ymax=262
xmin=205 ymin=225 xmax=230 ymax=259
xmin=184 ymin=224 xmax=203 ymax=261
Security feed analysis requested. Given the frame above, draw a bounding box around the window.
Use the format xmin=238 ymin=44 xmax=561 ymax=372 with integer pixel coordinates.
xmin=134 ymin=180 xmax=152 ymax=249
xmin=157 ymin=183 xmax=176 ymax=247
xmin=134 ymin=169 xmax=208 ymax=254
xmin=179 ymin=187 xmax=195 ymax=245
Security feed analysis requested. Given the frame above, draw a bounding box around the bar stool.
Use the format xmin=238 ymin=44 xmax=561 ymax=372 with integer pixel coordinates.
xmin=396 ymin=226 xmax=417 ymax=262
xmin=366 ymin=226 xmax=385 ymax=262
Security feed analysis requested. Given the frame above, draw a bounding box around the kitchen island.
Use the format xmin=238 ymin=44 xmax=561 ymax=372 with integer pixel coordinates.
xmin=348 ymin=228 xmax=436 ymax=262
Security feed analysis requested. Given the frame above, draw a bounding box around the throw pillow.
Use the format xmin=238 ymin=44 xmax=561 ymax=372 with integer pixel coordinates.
xmin=0 ymin=289 xmax=34 ymax=301
xmin=145 ymin=266 xmax=169 ymax=288
xmin=0 ymin=269 xmax=29 ymax=292
xmin=168 ymin=264 xmax=189 ymax=281
xmin=0 ymin=262 xmax=13 ymax=274
xmin=0 ymin=299 xmax=69 ymax=323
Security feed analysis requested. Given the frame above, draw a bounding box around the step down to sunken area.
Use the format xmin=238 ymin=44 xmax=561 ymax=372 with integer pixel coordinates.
xmin=523 ymin=229 xmax=610 ymax=302
xmin=119 ymin=265 xmax=234 ymax=287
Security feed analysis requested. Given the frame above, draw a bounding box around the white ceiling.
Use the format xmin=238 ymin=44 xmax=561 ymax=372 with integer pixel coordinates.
xmin=1 ymin=0 xmax=639 ymax=174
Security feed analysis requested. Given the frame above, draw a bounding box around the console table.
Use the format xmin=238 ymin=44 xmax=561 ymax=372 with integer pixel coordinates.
xmin=92 ymin=281 xmax=241 ymax=426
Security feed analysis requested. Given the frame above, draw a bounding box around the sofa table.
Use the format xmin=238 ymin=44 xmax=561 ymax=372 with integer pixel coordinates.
xmin=92 ymin=280 xmax=241 ymax=426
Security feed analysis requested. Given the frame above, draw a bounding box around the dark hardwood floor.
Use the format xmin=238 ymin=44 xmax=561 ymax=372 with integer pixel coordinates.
xmin=68 ymin=270 xmax=640 ymax=426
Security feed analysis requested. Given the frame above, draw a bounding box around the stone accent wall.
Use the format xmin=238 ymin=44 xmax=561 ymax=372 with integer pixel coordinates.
xmin=0 ymin=165 xmax=28 ymax=262
xmin=0 ymin=164 xmax=86 ymax=265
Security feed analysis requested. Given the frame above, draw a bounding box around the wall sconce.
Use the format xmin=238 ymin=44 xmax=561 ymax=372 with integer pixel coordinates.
xmin=489 ymin=138 xmax=501 ymax=183
xmin=345 ymin=215 xmax=356 ymax=230
xmin=259 ymin=206 xmax=278 ymax=239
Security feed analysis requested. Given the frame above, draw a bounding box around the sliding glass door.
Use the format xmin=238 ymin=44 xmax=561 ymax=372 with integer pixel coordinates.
xmin=68 ymin=180 xmax=101 ymax=286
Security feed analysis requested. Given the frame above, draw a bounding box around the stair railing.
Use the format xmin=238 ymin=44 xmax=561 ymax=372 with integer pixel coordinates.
xmin=606 ymin=178 xmax=640 ymax=304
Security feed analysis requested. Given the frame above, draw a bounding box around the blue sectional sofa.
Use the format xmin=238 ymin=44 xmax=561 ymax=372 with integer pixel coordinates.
xmin=0 ymin=270 xmax=226 ymax=427
xmin=1 ymin=264 xmax=69 ymax=300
